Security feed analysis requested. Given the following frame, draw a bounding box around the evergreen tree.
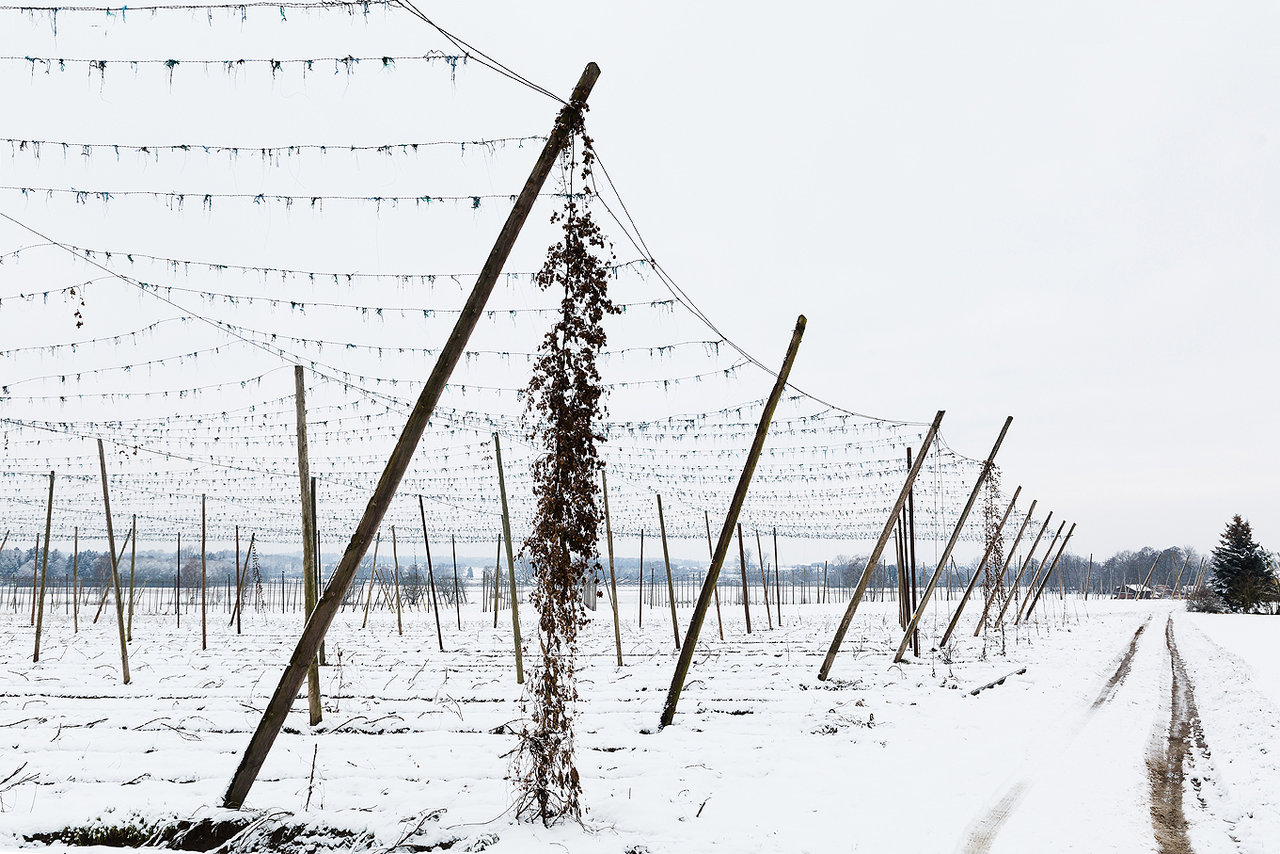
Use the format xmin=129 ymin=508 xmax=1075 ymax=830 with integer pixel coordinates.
xmin=1209 ymin=515 xmax=1275 ymax=613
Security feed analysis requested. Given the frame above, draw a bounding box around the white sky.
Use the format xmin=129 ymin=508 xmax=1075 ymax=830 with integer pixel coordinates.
xmin=0 ymin=1 xmax=1276 ymax=562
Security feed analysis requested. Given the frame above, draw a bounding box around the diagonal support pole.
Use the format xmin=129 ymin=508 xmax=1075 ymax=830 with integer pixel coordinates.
xmin=1022 ymin=522 xmax=1075 ymax=620
xmin=659 ymin=315 xmax=806 ymax=729
xmin=222 ymin=62 xmax=600 ymax=809
xmin=817 ymin=410 xmax=945 ymax=681
xmin=893 ymin=417 xmax=1011 ymax=663
xmin=974 ymin=499 xmax=1036 ymax=636
xmin=988 ymin=511 xmax=1054 ymax=631
xmin=940 ymin=485 xmax=1020 ymax=647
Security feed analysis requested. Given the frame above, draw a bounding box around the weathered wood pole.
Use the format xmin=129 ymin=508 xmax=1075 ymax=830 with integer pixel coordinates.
xmin=127 ymin=514 xmax=137 ymax=642
xmin=974 ymin=499 xmax=1038 ymax=636
xmin=895 ymin=417 xmax=1011 ymax=662
xmin=176 ymin=532 xmax=181 ymax=628
xmin=638 ymin=529 xmax=645 ymax=628
xmin=703 ymin=511 xmax=724 ymax=640
xmin=222 ymin=64 xmax=600 ymax=808
xmin=201 ymin=494 xmax=208 ymax=651
xmin=492 ymin=534 xmax=502 ymax=628
xmin=293 ymin=365 xmax=323 ymax=716
xmin=774 ymin=528 xmax=783 ymax=623
xmin=940 ymin=485 xmax=1020 ymax=647
xmin=659 ymin=315 xmax=805 ymax=728
xmin=96 ymin=439 xmax=130 ymax=684
xmin=602 ymin=471 xmax=623 ymax=666
xmin=1023 ymin=523 xmax=1075 ymax=620
xmin=390 ymin=525 xmax=405 ymax=636
xmin=29 ymin=534 xmax=39 ymax=626
xmin=72 ymin=527 xmax=79 ymax=633
xmin=492 ymin=433 xmax=525 ymax=684
xmin=656 ymin=494 xmax=681 ymax=649
xmin=312 ymin=476 xmax=326 ymax=666
xmin=361 ymin=532 xmax=381 ymax=629
xmin=33 ymin=471 xmax=54 ymax=663
xmin=451 ymin=535 xmax=461 ymax=630
xmin=906 ymin=448 xmax=919 ymax=656
xmin=1084 ymin=553 xmax=1094 ymax=601
xmin=817 ymin=410 xmax=945 ymax=681
xmin=1019 ymin=520 xmax=1065 ymax=621
xmin=1139 ymin=548 xmax=1166 ymax=599
xmin=989 ymin=511 xmax=1054 ymax=630
xmin=736 ymin=524 xmax=752 ymax=634
xmin=755 ymin=529 xmax=773 ymax=629
xmin=418 ymin=496 xmax=444 ymax=652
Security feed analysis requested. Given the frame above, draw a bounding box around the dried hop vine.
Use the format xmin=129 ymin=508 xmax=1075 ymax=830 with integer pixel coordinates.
xmin=513 ymin=110 xmax=619 ymax=826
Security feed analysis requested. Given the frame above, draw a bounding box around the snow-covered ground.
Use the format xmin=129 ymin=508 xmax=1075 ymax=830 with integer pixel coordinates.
xmin=1 ymin=589 xmax=1276 ymax=852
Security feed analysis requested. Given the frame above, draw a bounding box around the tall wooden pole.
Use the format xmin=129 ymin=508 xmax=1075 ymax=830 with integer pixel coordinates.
xmin=222 ymin=61 xmax=600 ymax=810
xmin=72 ymin=527 xmax=79 ymax=633
xmin=493 ymin=433 xmax=524 ymax=684
xmin=773 ymin=528 xmax=782 ymax=624
xmin=1139 ymin=548 xmax=1166 ymax=599
xmin=96 ymin=439 xmax=130 ymax=684
xmin=1023 ymin=523 xmax=1075 ymax=620
xmin=361 ymin=533 xmax=380 ymax=629
xmin=990 ymin=512 xmax=1054 ymax=629
xmin=736 ymin=524 xmax=752 ymax=634
xmin=974 ymin=499 xmax=1038 ymax=636
xmin=176 ymin=532 xmax=181 ymax=628
xmin=638 ymin=529 xmax=644 ymax=628
xmin=451 ymin=535 xmax=461 ymax=630
xmin=818 ymin=410 xmax=945 ymax=681
xmin=312 ymin=476 xmax=325 ymax=666
xmin=703 ymin=511 xmax=723 ymax=640
xmin=657 ymin=494 xmax=680 ymax=649
xmin=127 ymin=514 xmax=137 ymax=642
xmin=755 ymin=529 xmax=773 ymax=629
xmin=906 ymin=448 xmax=919 ymax=656
xmin=33 ymin=470 xmax=54 ymax=663
xmin=602 ymin=471 xmax=623 ymax=666
xmin=940 ymin=485 xmax=1020 ymax=647
xmin=895 ymin=417 xmax=1011 ymax=662
xmin=390 ymin=525 xmax=404 ymax=636
xmin=659 ymin=315 xmax=805 ymax=729
xmin=293 ymin=365 xmax=322 ymax=720
xmin=418 ymin=496 xmax=444 ymax=652
xmin=493 ymin=534 xmax=502 ymax=628
xmin=1019 ymin=521 xmax=1065 ymax=621
xmin=201 ymin=494 xmax=208 ymax=651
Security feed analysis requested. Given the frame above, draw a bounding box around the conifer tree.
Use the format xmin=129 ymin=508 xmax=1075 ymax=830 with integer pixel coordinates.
xmin=514 ymin=118 xmax=619 ymax=825
xmin=1209 ymin=515 xmax=1275 ymax=613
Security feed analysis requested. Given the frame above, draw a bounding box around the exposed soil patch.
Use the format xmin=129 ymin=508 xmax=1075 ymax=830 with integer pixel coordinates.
xmin=1092 ymin=615 xmax=1150 ymax=709
xmin=1147 ymin=615 xmax=1206 ymax=854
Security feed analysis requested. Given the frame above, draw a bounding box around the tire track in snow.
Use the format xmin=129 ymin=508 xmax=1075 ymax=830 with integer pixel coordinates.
xmin=1147 ymin=614 xmax=1208 ymax=854
xmin=960 ymin=614 xmax=1152 ymax=854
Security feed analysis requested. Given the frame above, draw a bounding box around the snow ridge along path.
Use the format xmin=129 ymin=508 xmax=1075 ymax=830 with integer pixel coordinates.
xmin=960 ymin=614 xmax=1152 ymax=854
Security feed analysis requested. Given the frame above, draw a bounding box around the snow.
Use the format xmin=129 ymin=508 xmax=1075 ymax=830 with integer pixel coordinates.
xmin=0 ymin=590 xmax=1276 ymax=852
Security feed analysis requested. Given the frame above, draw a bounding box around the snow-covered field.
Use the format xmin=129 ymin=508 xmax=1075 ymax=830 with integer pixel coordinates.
xmin=1 ymin=590 xmax=1277 ymax=853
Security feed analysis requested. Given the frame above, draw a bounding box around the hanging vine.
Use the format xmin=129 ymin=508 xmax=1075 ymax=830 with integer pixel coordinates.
xmin=512 ymin=111 xmax=619 ymax=826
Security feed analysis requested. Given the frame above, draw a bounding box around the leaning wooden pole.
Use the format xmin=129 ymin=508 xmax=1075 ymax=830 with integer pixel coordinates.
xmin=974 ymin=500 xmax=1038 ymax=636
xmin=656 ymin=494 xmax=681 ymax=649
xmin=736 ymin=524 xmax=752 ymax=634
xmin=940 ymin=485 xmax=1020 ymax=647
xmin=33 ymin=470 xmax=54 ymax=663
xmin=895 ymin=417 xmax=1012 ymax=662
xmin=493 ymin=433 xmax=524 ymax=684
xmin=1023 ymin=523 xmax=1075 ymax=620
xmin=1139 ymin=549 xmax=1166 ymax=599
xmin=1021 ymin=521 xmax=1065 ymax=617
xmin=703 ymin=511 xmax=723 ymax=640
xmin=989 ymin=511 xmax=1054 ymax=630
xmin=96 ymin=439 xmax=130 ymax=684
xmin=418 ymin=496 xmax=444 ymax=652
xmin=602 ymin=471 xmax=623 ymax=666
xmin=658 ymin=315 xmax=805 ymax=729
xmin=755 ymin=529 xmax=773 ymax=629
xmin=817 ymin=410 xmax=945 ymax=681
xmin=222 ymin=64 xmax=601 ymax=809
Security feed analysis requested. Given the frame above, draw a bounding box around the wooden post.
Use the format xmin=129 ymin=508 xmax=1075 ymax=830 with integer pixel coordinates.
xmin=176 ymin=532 xmax=181 ymax=628
xmin=1172 ymin=553 xmax=1191 ymax=598
xmin=1023 ymin=523 xmax=1075 ymax=619
xmin=29 ymin=534 xmax=39 ymax=626
xmin=492 ymin=433 xmax=524 ymax=684
xmin=222 ymin=60 xmax=602 ymax=812
xmin=657 ymin=494 xmax=681 ymax=649
xmin=201 ymin=494 xmax=208 ymax=651
xmin=418 ymin=496 xmax=444 ymax=652
xmin=906 ymin=448 xmax=919 ymax=656
xmin=312 ymin=476 xmax=326 ymax=666
xmin=96 ymin=439 xmax=130 ymax=684
xmin=703 ymin=511 xmax=723 ymax=640
xmin=602 ymin=471 xmax=623 ymax=666
xmin=72 ymin=527 xmax=78 ymax=633
xmin=493 ymin=534 xmax=502 ymax=628
xmin=755 ymin=529 xmax=773 ymax=629
xmin=895 ymin=417 xmax=1011 ymax=662
xmin=293 ymin=365 xmax=323 ymax=719
xmin=638 ymin=529 xmax=644 ymax=628
xmin=736 ymin=524 xmax=752 ymax=634
xmin=974 ymin=499 xmax=1038 ymax=636
xmin=33 ymin=471 xmax=54 ymax=663
xmin=940 ymin=486 xmax=1020 ymax=647
xmin=1019 ymin=521 xmax=1066 ymax=621
xmin=127 ymin=514 xmax=137 ymax=642
xmin=990 ymin=512 xmax=1055 ymax=629
xmin=361 ymin=532 xmax=380 ymax=629
xmin=451 ymin=535 xmax=462 ymax=630
xmin=1083 ymin=553 xmax=1094 ymax=601
xmin=1139 ymin=548 xmax=1166 ymax=599
xmin=817 ymin=410 xmax=945 ymax=681
xmin=659 ymin=315 xmax=805 ymax=728
xmin=390 ymin=525 xmax=404 ymax=636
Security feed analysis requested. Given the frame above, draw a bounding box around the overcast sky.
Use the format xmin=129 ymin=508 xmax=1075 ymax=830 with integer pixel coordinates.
xmin=1 ymin=1 xmax=1276 ymax=562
